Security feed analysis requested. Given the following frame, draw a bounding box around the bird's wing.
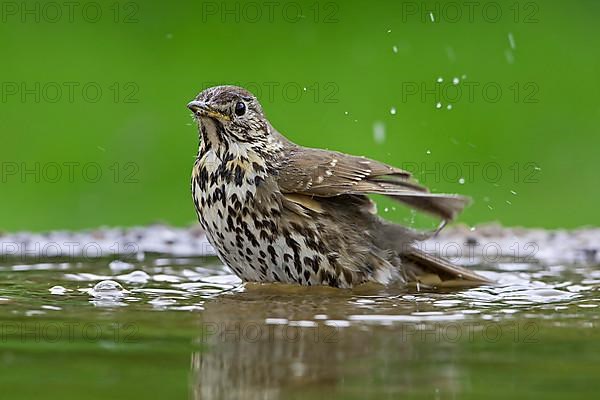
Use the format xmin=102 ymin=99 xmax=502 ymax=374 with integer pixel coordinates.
xmin=277 ymin=145 xmax=470 ymax=221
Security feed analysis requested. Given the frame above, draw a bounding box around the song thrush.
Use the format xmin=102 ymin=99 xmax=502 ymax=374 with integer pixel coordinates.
xmin=188 ymin=86 xmax=488 ymax=288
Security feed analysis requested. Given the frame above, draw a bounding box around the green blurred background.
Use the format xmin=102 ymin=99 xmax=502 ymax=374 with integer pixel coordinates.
xmin=1 ymin=0 xmax=598 ymax=232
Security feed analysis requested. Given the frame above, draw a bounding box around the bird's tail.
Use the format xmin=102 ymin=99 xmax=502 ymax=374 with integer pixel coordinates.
xmin=373 ymin=221 xmax=490 ymax=287
xmin=400 ymin=247 xmax=490 ymax=288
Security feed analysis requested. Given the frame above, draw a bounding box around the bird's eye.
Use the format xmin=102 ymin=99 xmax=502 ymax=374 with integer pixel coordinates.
xmin=234 ymin=101 xmax=246 ymax=116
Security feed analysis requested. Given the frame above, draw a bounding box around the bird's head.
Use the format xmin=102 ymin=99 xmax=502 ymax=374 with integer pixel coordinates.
xmin=188 ymin=85 xmax=269 ymax=144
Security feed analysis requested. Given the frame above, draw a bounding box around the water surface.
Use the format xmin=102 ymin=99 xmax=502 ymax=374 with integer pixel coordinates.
xmin=0 ymin=252 xmax=598 ymax=399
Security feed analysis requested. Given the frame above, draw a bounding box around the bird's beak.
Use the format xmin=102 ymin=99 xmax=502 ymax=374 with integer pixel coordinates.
xmin=187 ymin=100 xmax=231 ymax=121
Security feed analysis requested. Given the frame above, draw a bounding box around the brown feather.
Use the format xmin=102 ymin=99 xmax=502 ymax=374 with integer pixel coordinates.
xmin=276 ymin=142 xmax=470 ymax=221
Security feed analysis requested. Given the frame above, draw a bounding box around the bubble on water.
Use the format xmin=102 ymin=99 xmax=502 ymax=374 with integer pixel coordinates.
xmin=372 ymin=121 xmax=386 ymax=144
xmin=435 ymin=102 xmax=442 ymax=109
xmin=437 ymin=77 xmax=443 ymax=83
xmin=390 ymin=107 xmax=397 ymax=115
xmin=49 ymin=285 xmax=69 ymax=295
xmin=446 ymin=104 xmax=453 ymax=110
xmin=452 ymin=77 xmax=460 ymax=85
xmin=91 ymin=280 xmax=127 ymax=298
xmin=458 ymin=177 xmax=465 ymax=184
xmin=118 ymin=270 xmax=151 ymax=284
xmin=508 ymin=32 xmax=516 ymax=49
xmin=93 ymin=280 xmax=122 ymax=292
xmin=510 ymin=190 xmax=518 ymax=195
xmin=392 ymin=45 xmax=398 ymax=53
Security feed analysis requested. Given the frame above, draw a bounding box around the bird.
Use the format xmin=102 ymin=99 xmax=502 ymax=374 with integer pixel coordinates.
xmin=187 ymin=85 xmax=489 ymax=288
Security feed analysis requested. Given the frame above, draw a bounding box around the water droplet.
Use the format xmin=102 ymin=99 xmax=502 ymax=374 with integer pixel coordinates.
xmin=505 ymin=49 xmax=515 ymax=64
xmin=386 ymin=29 xmax=392 ymax=33
xmin=384 ymin=207 xmax=389 ymax=212
xmin=506 ymin=200 xmax=513 ymax=205
xmin=429 ymin=12 xmax=435 ymax=22
xmin=510 ymin=190 xmax=517 ymax=195
xmin=390 ymin=107 xmax=397 ymax=115
xmin=508 ymin=32 xmax=516 ymax=49
xmin=461 ymin=74 xmax=467 ymax=79
xmin=452 ymin=77 xmax=460 ymax=85
xmin=426 ymin=150 xmax=431 ymax=155
xmin=392 ymin=45 xmax=398 ymax=53
xmin=446 ymin=104 xmax=453 ymax=110
xmin=446 ymin=46 xmax=456 ymax=62
xmin=344 ymin=111 xmax=349 ymax=115
xmin=458 ymin=177 xmax=465 ymax=184
xmin=436 ymin=77 xmax=443 ymax=83
xmin=435 ymin=102 xmax=442 ymax=109
xmin=487 ymin=205 xmax=494 ymax=210
xmin=373 ymin=121 xmax=386 ymax=144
